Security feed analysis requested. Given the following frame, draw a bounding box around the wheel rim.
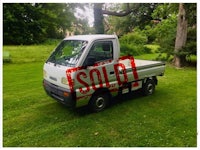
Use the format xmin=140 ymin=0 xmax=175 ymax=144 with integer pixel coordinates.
xmin=147 ymin=84 xmax=153 ymax=94
xmin=96 ymin=97 xmax=105 ymax=108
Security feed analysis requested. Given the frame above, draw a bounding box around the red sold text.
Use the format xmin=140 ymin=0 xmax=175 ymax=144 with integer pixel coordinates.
xmin=66 ymin=56 xmax=139 ymax=94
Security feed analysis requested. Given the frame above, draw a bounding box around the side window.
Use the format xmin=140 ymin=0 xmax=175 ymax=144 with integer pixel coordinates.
xmin=86 ymin=41 xmax=113 ymax=64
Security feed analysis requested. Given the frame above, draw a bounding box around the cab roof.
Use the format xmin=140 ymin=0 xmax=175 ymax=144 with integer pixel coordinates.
xmin=64 ymin=34 xmax=117 ymax=42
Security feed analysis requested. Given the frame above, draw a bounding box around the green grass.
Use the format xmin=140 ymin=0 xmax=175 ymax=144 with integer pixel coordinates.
xmin=3 ymin=45 xmax=197 ymax=147
xmin=3 ymin=44 xmax=57 ymax=63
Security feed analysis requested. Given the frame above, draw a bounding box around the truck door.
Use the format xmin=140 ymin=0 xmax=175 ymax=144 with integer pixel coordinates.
xmin=85 ymin=40 xmax=117 ymax=87
xmin=74 ymin=40 xmax=118 ymax=101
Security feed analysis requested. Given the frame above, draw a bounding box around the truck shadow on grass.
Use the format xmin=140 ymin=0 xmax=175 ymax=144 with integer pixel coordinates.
xmin=40 ymin=88 xmax=168 ymax=121
xmin=74 ymin=86 xmax=170 ymax=116
xmin=74 ymin=90 xmax=147 ymax=115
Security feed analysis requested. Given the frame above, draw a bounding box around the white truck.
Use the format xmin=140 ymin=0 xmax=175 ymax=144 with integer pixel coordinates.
xmin=43 ymin=34 xmax=165 ymax=112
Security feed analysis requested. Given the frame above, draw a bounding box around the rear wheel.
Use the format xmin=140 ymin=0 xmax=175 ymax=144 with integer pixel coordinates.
xmin=142 ymin=79 xmax=155 ymax=96
xmin=89 ymin=92 xmax=109 ymax=112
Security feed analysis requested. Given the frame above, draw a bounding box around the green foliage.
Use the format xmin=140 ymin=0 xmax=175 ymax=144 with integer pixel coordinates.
xmin=184 ymin=3 xmax=197 ymax=27
xmin=184 ymin=27 xmax=197 ymax=56
xmin=131 ymin=3 xmax=159 ymax=29
xmin=143 ymin=25 xmax=156 ymax=43
xmin=174 ymin=27 xmax=197 ymax=62
xmin=119 ymin=28 xmax=149 ymax=56
xmin=144 ymin=13 xmax=177 ymax=60
xmin=149 ymin=3 xmax=197 ymax=63
xmin=3 ymin=3 xmax=75 ymax=45
xmin=154 ymin=13 xmax=177 ymax=53
xmin=42 ymin=39 xmax=62 ymax=45
xmin=74 ymin=18 xmax=94 ymax=35
xmin=107 ymin=3 xmax=159 ymax=35
xmin=3 ymin=4 xmax=45 ymax=44
xmin=151 ymin=3 xmax=178 ymax=20
xmin=107 ymin=16 xmax=131 ymax=36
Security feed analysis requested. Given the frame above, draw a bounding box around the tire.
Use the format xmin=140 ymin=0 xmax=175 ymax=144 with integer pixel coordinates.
xmin=142 ymin=79 xmax=155 ymax=96
xmin=89 ymin=92 xmax=109 ymax=112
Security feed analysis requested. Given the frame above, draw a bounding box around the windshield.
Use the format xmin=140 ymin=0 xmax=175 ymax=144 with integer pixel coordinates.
xmin=47 ymin=40 xmax=88 ymax=67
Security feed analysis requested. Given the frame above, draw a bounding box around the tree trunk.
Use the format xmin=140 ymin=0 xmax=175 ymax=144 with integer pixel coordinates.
xmin=93 ymin=3 xmax=104 ymax=34
xmin=174 ymin=3 xmax=188 ymax=68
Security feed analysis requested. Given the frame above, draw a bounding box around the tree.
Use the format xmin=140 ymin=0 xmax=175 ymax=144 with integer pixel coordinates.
xmin=93 ymin=3 xmax=135 ymax=34
xmin=93 ymin=3 xmax=158 ymax=35
xmin=145 ymin=3 xmax=178 ymax=60
xmin=102 ymin=3 xmax=135 ymax=17
xmin=92 ymin=3 xmax=196 ymax=67
xmin=3 ymin=3 xmax=45 ymax=44
xmin=145 ymin=3 xmax=196 ymax=66
xmin=173 ymin=3 xmax=188 ymax=67
xmin=173 ymin=3 xmax=197 ymax=67
xmin=39 ymin=3 xmax=75 ymax=39
xmin=3 ymin=3 xmax=76 ymax=45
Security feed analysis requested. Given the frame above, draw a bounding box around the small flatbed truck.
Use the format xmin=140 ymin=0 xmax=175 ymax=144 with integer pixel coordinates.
xmin=43 ymin=34 xmax=165 ymax=112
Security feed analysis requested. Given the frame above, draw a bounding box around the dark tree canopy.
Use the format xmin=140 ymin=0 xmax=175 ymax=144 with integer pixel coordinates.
xmin=3 ymin=3 xmax=75 ymax=45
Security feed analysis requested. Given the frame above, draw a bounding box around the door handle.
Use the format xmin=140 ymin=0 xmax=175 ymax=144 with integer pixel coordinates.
xmin=110 ymin=71 xmax=114 ymax=75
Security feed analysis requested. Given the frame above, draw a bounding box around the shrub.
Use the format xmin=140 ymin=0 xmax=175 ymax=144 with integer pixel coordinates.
xmin=144 ymin=14 xmax=177 ymax=60
xmin=119 ymin=28 xmax=149 ymax=56
xmin=120 ymin=44 xmax=143 ymax=56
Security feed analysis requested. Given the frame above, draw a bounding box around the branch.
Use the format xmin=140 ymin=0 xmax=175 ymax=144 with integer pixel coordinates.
xmin=102 ymin=3 xmax=133 ymax=17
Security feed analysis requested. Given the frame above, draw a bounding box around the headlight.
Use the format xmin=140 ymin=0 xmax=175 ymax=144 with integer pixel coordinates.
xmin=61 ymin=77 xmax=69 ymax=85
xmin=43 ymin=70 xmax=47 ymax=78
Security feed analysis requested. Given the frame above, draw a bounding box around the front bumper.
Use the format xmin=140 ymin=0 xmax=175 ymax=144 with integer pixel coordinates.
xmin=43 ymin=79 xmax=76 ymax=107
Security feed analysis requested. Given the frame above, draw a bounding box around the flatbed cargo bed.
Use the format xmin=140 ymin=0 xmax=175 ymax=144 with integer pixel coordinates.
xmin=135 ymin=59 xmax=165 ymax=70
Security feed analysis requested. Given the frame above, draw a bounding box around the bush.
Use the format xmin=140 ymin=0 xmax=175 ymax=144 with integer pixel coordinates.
xmin=143 ymin=46 xmax=152 ymax=54
xmin=120 ymin=44 xmax=143 ymax=56
xmin=119 ymin=28 xmax=149 ymax=56
xmin=184 ymin=27 xmax=197 ymax=56
xmin=144 ymin=14 xmax=177 ymax=59
xmin=43 ymin=39 xmax=61 ymax=45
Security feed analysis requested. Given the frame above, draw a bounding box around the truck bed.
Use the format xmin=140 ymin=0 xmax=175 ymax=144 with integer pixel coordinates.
xmin=135 ymin=59 xmax=165 ymax=79
xmin=135 ymin=59 xmax=165 ymax=70
xmin=119 ymin=58 xmax=165 ymax=80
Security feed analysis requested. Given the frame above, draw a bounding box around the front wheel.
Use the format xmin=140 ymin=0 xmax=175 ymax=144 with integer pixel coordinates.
xmin=89 ymin=93 xmax=109 ymax=112
xmin=142 ymin=79 xmax=155 ymax=96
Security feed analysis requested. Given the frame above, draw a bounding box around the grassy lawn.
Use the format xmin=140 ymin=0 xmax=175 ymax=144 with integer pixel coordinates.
xmin=3 ymin=45 xmax=57 ymax=63
xmin=3 ymin=45 xmax=197 ymax=147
